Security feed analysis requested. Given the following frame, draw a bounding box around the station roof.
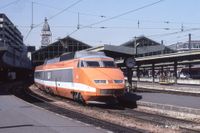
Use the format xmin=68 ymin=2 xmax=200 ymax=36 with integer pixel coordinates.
xmin=32 ymin=36 xmax=91 ymax=66
xmin=121 ymin=36 xmax=161 ymax=47
xmin=136 ymin=50 xmax=200 ymax=65
xmin=86 ymin=44 xmax=169 ymax=59
xmin=86 ymin=36 xmax=174 ymax=59
xmin=32 ymin=36 xmax=91 ymax=54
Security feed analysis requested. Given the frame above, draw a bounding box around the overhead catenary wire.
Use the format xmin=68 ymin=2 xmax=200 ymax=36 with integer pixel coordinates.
xmin=85 ymin=0 xmax=165 ymax=27
xmin=24 ymin=0 xmax=83 ymax=40
xmin=147 ymin=28 xmax=200 ymax=38
xmin=0 ymin=0 xmax=21 ymax=10
xmin=25 ymin=1 xmax=34 ymax=40
xmin=11 ymin=24 xmax=200 ymax=32
xmin=33 ymin=0 xmax=83 ymax=28
xmin=27 ymin=1 xmax=200 ymax=26
xmin=68 ymin=0 xmax=165 ymax=36
xmin=32 ymin=1 xmax=105 ymax=18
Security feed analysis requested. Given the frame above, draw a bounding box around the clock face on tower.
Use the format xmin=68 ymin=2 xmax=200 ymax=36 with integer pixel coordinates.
xmin=42 ymin=37 xmax=50 ymax=46
xmin=41 ymin=18 xmax=52 ymax=47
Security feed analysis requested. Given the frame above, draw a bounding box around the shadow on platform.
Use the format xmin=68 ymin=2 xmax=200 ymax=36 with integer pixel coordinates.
xmin=0 ymin=80 xmax=33 ymax=95
xmin=118 ymin=92 xmax=142 ymax=109
xmin=0 ymin=79 xmax=48 ymax=103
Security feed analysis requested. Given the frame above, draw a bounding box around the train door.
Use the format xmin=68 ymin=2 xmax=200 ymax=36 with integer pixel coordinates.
xmin=41 ymin=71 xmax=45 ymax=89
xmin=54 ymin=78 xmax=59 ymax=95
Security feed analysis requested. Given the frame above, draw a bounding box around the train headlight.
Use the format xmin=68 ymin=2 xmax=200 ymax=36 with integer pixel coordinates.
xmin=114 ymin=80 xmax=124 ymax=84
xmin=94 ymin=80 xmax=107 ymax=84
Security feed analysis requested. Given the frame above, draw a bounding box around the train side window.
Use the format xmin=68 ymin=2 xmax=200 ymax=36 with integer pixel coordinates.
xmin=47 ymin=72 xmax=51 ymax=80
xmin=103 ymin=61 xmax=116 ymax=68
xmin=85 ymin=61 xmax=100 ymax=67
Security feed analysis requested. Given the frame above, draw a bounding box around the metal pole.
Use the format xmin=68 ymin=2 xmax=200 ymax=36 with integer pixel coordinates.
xmin=188 ymin=33 xmax=192 ymax=77
xmin=152 ymin=64 xmax=155 ymax=83
xmin=161 ymin=40 xmax=164 ymax=54
xmin=77 ymin=12 xmax=80 ymax=29
xmin=31 ymin=2 xmax=34 ymax=29
xmin=134 ymin=36 xmax=137 ymax=57
xmin=189 ymin=33 xmax=191 ymax=51
xmin=174 ymin=61 xmax=177 ymax=84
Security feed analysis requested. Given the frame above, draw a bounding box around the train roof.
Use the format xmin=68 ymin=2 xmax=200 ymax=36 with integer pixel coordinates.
xmin=44 ymin=51 xmax=112 ymax=65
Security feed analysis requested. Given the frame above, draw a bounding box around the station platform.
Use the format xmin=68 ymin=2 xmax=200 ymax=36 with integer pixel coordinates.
xmin=134 ymin=81 xmax=200 ymax=94
xmin=136 ymin=92 xmax=200 ymax=109
xmin=134 ymin=92 xmax=200 ymax=116
xmin=0 ymin=95 xmax=107 ymax=133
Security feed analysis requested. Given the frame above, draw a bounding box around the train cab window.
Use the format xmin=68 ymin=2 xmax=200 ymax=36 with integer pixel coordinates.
xmin=81 ymin=61 xmax=84 ymax=67
xmin=103 ymin=61 xmax=116 ymax=68
xmin=85 ymin=61 xmax=100 ymax=67
xmin=34 ymin=72 xmax=41 ymax=79
xmin=78 ymin=60 xmax=85 ymax=67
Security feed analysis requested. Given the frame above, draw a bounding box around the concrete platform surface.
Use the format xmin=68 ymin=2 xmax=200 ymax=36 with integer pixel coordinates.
xmin=0 ymin=95 xmax=107 ymax=133
xmin=135 ymin=81 xmax=200 ymax=94
xmin=136 ymin=92 xmax=200 ymax=109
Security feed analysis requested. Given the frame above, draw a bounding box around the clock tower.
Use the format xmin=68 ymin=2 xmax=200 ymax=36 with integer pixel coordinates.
xmin=41 ymin=17 xmax=52 ymax=48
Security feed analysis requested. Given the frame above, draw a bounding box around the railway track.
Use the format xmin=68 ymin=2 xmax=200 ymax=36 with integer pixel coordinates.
xmin=137 ymin=88 xmax=200 ymax=97
xmin=179 ymin=127 xmax=200 ymax=133
xmin=1 ymin=81 xmax=200 ymax=132
xmin=0 ymin=81 xmax=145 ymax=133
xmin=28 ymin=84 xmax=200 ymax=132
xmin=111 ymin=108 xmax=199 ymax=129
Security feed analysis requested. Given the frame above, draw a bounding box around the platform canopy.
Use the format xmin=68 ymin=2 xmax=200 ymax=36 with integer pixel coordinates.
xmin=86 ymin=36 xmax=174 ymax=59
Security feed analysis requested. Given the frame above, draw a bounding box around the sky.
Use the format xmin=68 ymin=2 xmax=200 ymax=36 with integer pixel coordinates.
xmin=1 ymin=0 xmax=200 ymax=49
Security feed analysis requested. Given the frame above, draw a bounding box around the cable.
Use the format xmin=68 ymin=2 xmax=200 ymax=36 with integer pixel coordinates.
xmin=24 ymin=28 xmax=33 ymax=40
xmin=68 ymin=29 xmax=79 ymax=36
xmin=69 ymin=0 xmax=165 ymax=36
xmin=85 ymin=0 xmax=165 ymax=28
xmin=0 ymin=0 xmax=21 ymax=10
xmin=0 ymin=0 xmax=20 ymax=9
xmin=87 ymin=26 xmax=180 ymax=30
xmin=34 ymin=0 xmax=83 ymax=28
xmin=25 ymin=0 xmax=83 ymax=40
xmin=28 ymin=0 xmax=200 ymax=26
xmin=30 ymin=1 xmax=107 ymax=19
xmin=147 ymin=28 xmax=200 ymax=38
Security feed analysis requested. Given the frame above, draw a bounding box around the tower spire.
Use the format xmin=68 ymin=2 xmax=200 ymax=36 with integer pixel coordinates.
xmin=41 ymin=17 xmax=52 ymax=48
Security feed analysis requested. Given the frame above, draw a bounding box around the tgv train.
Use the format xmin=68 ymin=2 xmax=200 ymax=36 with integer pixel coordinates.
xmin=34 ymin=51 xmax=125 ymax=104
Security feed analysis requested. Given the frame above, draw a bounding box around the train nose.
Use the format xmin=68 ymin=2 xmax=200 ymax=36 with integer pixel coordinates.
xmin=81 ymin=68 xmax=125 ymax=88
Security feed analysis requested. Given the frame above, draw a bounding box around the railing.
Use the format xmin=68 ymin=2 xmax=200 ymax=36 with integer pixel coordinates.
xmin=159 ymin=76 xmax=175 ymax=85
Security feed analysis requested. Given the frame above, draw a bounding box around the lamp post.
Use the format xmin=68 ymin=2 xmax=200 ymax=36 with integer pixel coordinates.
xmin=125 ymin=37 xmax=140 ymax=92
xmin=134 ymin=37 xmax=140 ymax=91
xmin=134 ymin=36 xmax=140 ymax=58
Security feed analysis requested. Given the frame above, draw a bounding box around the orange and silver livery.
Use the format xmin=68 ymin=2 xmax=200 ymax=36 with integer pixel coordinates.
xmin=34 ymin=51 xmax=125 ymax=104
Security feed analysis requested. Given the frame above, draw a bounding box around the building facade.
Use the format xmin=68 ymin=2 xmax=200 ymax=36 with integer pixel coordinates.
xmin=169 ymin=41 xmax=200 ymax=52
xmin=0 ymin=13 xmax=32 ymax=80
xmin=32 ymin=36 xmax=91 ymax=66
xmin=0 ymin=14 xmax=24 ymax=52
xmin=0 ymin=13 xmax=31 ymax=69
